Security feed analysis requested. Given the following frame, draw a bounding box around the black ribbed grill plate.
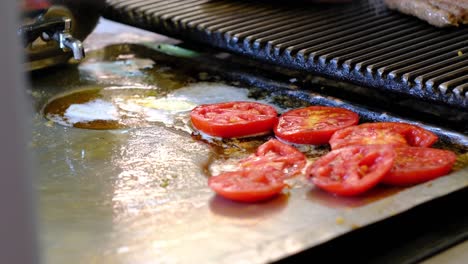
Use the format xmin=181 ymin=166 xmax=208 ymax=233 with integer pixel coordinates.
xmin=103 ymin=0 xmax=468 ymax=109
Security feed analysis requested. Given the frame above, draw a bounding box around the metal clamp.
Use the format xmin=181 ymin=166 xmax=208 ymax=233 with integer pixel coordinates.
xmin=41 ymin=17 xmax=85 ymax=61
xmin=19 ymin=17 xmax=85 ymax=61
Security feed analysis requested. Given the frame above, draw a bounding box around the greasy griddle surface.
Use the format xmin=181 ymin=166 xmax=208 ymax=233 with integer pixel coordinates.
xmin=31 ymin=20 xmax=468 ymax=264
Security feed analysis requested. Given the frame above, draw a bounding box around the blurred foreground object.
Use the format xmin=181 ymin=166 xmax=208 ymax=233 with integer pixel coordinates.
xmin=19 ymin=0 xmax=104 ymax=70
xmin=0 ymin=0 xmax=38 ymax=263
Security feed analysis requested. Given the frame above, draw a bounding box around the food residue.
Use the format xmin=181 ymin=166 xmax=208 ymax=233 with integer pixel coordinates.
xmin=336 ymin=217 xmax=345 ymax=225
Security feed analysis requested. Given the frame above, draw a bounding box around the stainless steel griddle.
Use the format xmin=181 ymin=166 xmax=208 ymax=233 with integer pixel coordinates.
xmin=31 ymin=18 xmax=468 ymax=264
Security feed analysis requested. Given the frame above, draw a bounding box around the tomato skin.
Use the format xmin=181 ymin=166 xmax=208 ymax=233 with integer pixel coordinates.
xmin=244 ymin=139 xmax=306 ymax=179
xmin=382 ymin=147 xmax=457 ymax=186
xmin=190 ymin=101 xmax=278 ymax=138
xmin=307 ymin=145 xmax=395 ymax=196
xmin=208 ymin=169 xmax=285 ymax=202
xmin=405 ymin=127 xmax=438 ymax=147
xmin=208 ymin=139 xmax=306 ymax=202
xmin=329 ymin=122 xmax=438 ymax=150
xmin=274 ymin=106 xmax=359 ymax=145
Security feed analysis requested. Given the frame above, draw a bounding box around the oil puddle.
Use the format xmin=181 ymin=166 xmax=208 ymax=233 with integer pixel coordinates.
xmin=79 ymin=57 xmax=155 ymax=79
xmin=43 ymin=82 xmax=275 ymax=131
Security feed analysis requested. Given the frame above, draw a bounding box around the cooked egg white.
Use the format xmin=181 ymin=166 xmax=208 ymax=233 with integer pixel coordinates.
xmin=64 ymin=99 xmax=120 ymax=124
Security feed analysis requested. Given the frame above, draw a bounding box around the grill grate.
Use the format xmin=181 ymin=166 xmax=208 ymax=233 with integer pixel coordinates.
xmin=103 ymin=0 xmax=468 ymax=109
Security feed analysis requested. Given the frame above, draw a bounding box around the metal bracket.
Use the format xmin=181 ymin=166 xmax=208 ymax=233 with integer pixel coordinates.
xmin=51 ymin=31 xmax=85 ymax=60
xmin=19 ymin=17 xmax=85 ymax=61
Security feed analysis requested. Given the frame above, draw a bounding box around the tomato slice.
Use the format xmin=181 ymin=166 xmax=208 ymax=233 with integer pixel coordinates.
xmin=382 ymin=147 xmax=457 ymax=186
xmin=241 ymin=139 xmax=306 ymax=179
xmin=208 ymin=139 xmax=306 ymax=202
xmin=329 ymin=122 xmax=438 ymax=150
xmin=274 ymin=106 xmax=359 ymax=145
xmin=190 ymin=101 xmax=278 ymax=138
xmin=208 ymin=169 xmax=286 ymax=202
xmin=307 ymin=145 xmax=395 ymax=196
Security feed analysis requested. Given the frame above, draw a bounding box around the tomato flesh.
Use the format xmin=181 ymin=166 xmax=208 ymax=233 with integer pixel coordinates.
xmin=190 ymin=101 xmax=278 ymax=138
xmin=242 ymin=139 xmax=307 ymax=179
xmin=274 ymin=106 xmax=359 ymax=145
xmin=307 ymin=145 xmax=395 ymax=196
xmin=382 ymin=147 xmax=457 ymax=186
xmin=209 ymin=169 xmax=286 ymax=202
xmin=208 ymin=139 xmax=306 ymax=202
xmin=329 ymin=122 xmax=438 ymax=150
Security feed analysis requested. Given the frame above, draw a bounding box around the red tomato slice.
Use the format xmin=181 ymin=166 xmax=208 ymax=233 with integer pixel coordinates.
xmin=329 ymin=122 xmax=438 ymax=150
xmin=274 ymin=106 xmax=359 ymax=145
xmin=241 ymin=139 xmax=306 ymax=179
xmin=382 ymin=147 xmax=457 ymax=186
xmin=307 ymin=145 xmax=395 ymax=196
xmin=208 ymin=139 xmax=306 ymax=202
xmin=190 ymin=101 xmax=278 ymax=138
xmin=208 ymin=169 xmax=285 ymax=202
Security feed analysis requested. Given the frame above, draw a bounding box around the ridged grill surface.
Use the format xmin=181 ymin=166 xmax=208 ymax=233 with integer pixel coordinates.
xmin=104 ymin=0 xmax=468 ymax=108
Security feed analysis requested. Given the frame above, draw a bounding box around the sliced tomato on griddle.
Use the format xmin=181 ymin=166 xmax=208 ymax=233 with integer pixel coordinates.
xmin=190 ymin=101 xmax=278 ymax=138
xmin=329 ymin=122 xmax=438 ymax=150
xmin=274 ymin=106 xmax=359 ymax=145
xmin=307 ymin=145 xmax=396 ymax=196
xmin=208 ymin=139 xmax=306 ymax=202
xmin=241 ymin=139 xmax=307 ymax=179
xmin=208 ymin=169 xmax=286 ymax=203
xmin=382 ymin=147 xmax=457 ymax=186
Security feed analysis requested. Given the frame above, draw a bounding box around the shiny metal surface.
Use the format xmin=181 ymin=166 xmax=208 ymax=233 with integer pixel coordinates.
xmin=32 ymin=20 xmax=468 ymax=264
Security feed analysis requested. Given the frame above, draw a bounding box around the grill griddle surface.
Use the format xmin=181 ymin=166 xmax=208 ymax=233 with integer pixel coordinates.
xmin=103 ymin=0 xmax=468 ymax=109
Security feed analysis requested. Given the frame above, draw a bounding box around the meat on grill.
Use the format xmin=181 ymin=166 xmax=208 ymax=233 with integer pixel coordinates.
xmin=385 ymin=0 xmax=468 ymax=27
